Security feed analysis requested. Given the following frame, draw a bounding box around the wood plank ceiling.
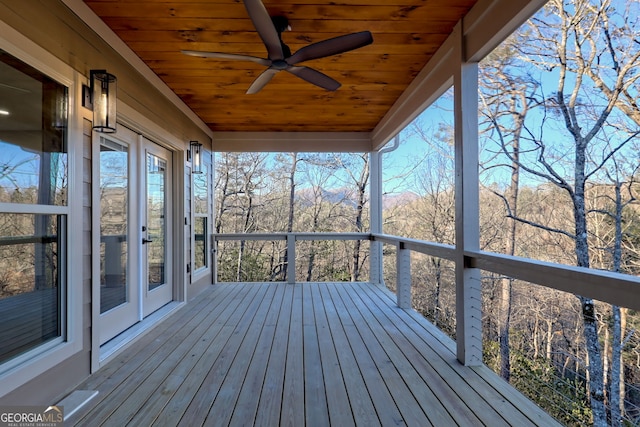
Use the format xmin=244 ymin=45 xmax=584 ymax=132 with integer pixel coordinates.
xmin=83 ymin=0 xmax=478 ymax=133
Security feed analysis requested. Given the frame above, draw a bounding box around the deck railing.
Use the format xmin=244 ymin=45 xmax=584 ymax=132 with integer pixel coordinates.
xmin=213 ymin=232 xmax=640 ymax=311
xmin=213 ymin=232 xmax=370 ymax=284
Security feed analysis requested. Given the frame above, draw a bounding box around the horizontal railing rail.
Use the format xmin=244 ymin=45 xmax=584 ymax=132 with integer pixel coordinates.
xmin=0 ymin=235 xmax=59 ymax=246
xmin=468 ymin=249 xmax=640 ymax=312
xmin=371 ymin=233 xmax=456 ymax=260
xmin=214 ymin=232 xmax=369 ymax=241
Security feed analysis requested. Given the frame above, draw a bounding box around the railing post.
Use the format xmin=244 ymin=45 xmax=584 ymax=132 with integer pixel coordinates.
xmin=370 ymin=239 xmax=382 ymax=285
xmin=212 ymin=236 xmax=218 ymax=285
xmin=396 ymin=242 xmax=411 ymax=309
xmin=287 ymin=233 xmax=295 ymax=284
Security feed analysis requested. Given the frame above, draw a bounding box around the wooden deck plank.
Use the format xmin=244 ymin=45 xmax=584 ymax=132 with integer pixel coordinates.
xmin=348 ymin=283 xmax=481 ymax=426
xmin=146 ymin=283 xmax=262 ymax=425
xmin=358 ymin=282 xmax=562 ymax=427
xmin=326 ymin=284 xmax=406 ymax=426
xmin=226 ymin=283 xmax=285 ymax=426
xmin=339 ymin=283 xmax=457 ymax=426
xmin=334 ymin=283 xmax=433 ymax=427
xmin=67 ymin=282 xmax=561 ymax=427
xmin=70 ymin=283 xmax=241 ymax=425
xmin=280 ymin=283 xmax=305 ymax=427
xmin=122 ymin=284 xmax=255 ymax=426
xmin=202 ymin=284 xmax=281 ymax=425
xmin=252 ymin=283 xmax=293 ymax=426
xmin=355 ymin=282 xmax=503 ymax=426
xmin=176 ymin=283 xmax=272 ymax=426
xmin=104 ymin=286 xmax=254 ymax=425
xmin=310 ymin=284 xmax=355 ymax=427
xmin=376 ymin=282 xmax=560 ymax=426
xmin=318 ymin=283 xmax=381 ymax=427
xmin=303 ymin=284 xmax=330 ymax=427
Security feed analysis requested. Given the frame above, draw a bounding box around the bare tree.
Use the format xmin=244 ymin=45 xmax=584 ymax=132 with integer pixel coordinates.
xmin=481 ymin=0 xmax=640 ymax=423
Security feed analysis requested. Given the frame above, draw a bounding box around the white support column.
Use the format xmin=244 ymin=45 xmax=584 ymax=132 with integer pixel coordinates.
xmin=287 ymin=233 xmax=296 ymax=284
xmin=396 ymin=242 xmax=411 ymax=309
xmin=211 ymin=150 xmax=216 ymax=285
xmin=369 ymin=151 xmax=383 ymax=285
xmin=453 ymin=23 xmax=482 ymax=366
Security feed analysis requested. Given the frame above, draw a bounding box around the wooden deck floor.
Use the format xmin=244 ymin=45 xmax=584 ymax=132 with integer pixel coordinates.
xmin=68 ymin=282 xmax=560 ymax=426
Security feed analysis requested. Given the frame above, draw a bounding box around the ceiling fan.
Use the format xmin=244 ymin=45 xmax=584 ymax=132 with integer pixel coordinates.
xmin=181 ymin=0 xmax=373 ymax=94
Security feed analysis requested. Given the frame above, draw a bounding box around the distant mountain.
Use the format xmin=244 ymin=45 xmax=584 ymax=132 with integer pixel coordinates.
xmin=296 ymin=187 xmax=420 ymax=210
xmin=297 ymin=186 xmax=358 ymax=208
xmin=382 ymin=191 xmax=420 ymax=209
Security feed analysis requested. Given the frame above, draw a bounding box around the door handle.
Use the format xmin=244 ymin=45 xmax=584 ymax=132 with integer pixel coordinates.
xmin=142 ymin=238 xmax=153 ymax=244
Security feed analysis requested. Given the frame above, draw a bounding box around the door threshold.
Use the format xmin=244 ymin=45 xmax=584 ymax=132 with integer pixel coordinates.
xmin=99 ymin=301 xmax=183 ymax=366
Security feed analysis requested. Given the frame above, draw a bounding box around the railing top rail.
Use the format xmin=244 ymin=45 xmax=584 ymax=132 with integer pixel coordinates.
xmin=468 ymin=249 xmax=640 ymax=311
xmin=371 ymin=233 xmax=456 ymax=261
xmin=0 ymin=235 xmax=59 ymax=246
xmin=213 ymin=232 xmax=370 ymax=242
xmin=214 ymin=233 xmax=288 ymax=241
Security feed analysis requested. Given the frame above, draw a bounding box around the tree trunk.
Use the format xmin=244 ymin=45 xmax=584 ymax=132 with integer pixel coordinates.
xmin=351 ymin=155 xmax=369 ymax=282
xmin=610 ymin=182 xmax=625 ymax=426
xmin=574 ymin=161 xmax=606 ymax=425
xmin=281 ymin=153 xmax=298 ymax=282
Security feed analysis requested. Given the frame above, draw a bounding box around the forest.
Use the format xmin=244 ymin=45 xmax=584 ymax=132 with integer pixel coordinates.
xmin=213 ymin=1 xmax=640 ymax=425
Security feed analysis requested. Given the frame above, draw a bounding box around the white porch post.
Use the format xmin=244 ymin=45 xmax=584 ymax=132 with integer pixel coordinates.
xmin=369 ymin=150 xmax=383 ymax=285
xmin=453 ymin=23 xmax=482 ymax=366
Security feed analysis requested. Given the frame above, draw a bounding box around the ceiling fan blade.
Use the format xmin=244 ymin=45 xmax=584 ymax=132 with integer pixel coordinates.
xmin=287 ymin=66 xmax=341 ymax=91
xmin=181 ymin=50 xmax=271 ymax=66
xmin=287 ymin=31 xmax=373 ymax=65
xmin=246 ymin=68 xmax=280 ymax=94
xmin=243 ymin=0 xmax=284 ymax=60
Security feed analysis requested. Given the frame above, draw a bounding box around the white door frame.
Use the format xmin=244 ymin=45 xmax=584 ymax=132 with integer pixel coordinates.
xmin=141 ymin=138 xmax=174 ymax=317
xmin=91 ymin=104 xmax=188 ymax=371
xmin=96 ymin=127 xmax=141 ymax=345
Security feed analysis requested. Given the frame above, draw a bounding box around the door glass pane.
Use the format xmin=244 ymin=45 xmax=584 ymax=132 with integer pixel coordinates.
xmin=100 ymin=139 xmax=128 ymax=313
xmin=147 ymin=153 xmax=166 ymax=290
xmin=0 ymin=213 xmax=63 ymax=363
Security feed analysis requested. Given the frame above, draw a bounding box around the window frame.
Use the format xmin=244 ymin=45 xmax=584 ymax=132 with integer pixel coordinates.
xmin=191 ymin=153 xmax=211 ymax=280
xmin=0 ymin=20 xmax=83 ymax=396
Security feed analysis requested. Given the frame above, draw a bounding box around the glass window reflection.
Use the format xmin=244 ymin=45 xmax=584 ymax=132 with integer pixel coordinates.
xmin=0 ymin=50 xmax=68 ymax=206
xmin=0 ymin=213 xmax=63 ymax=363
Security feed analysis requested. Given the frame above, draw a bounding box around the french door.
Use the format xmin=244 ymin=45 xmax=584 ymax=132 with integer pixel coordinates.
xmin=142 ymin=139 xmax=173 ymax=316
xmin=98 ymin=130 xmax=173 ymax=344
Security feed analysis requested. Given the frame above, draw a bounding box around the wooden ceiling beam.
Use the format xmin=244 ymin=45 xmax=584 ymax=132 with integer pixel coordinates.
xmin=211 ymin=131 xmax=372 ymax=152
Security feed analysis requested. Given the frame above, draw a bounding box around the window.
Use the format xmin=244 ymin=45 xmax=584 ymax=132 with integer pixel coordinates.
xmin=193 ymin=163 xmax=208 ymax=271
xmin=0 ymin=49 xmax=68 ymax=365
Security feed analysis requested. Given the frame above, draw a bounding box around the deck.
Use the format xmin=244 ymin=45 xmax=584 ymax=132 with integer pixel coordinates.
xmin=67 ymin=282 xmax=560 ymax=426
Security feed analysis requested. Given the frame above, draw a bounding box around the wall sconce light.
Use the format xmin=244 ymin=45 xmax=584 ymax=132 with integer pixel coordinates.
xmin=82 ymin=70 xmax=117 ymax=133
xmin=190 ymin=141 xmax=203 ymax=174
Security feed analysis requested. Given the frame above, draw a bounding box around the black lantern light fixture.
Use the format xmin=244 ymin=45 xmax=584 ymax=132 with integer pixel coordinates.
xmin=83 ymin=70 xmax=117 ymax=133
xmin=190 ymin=141 xmax=203 ymax=174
